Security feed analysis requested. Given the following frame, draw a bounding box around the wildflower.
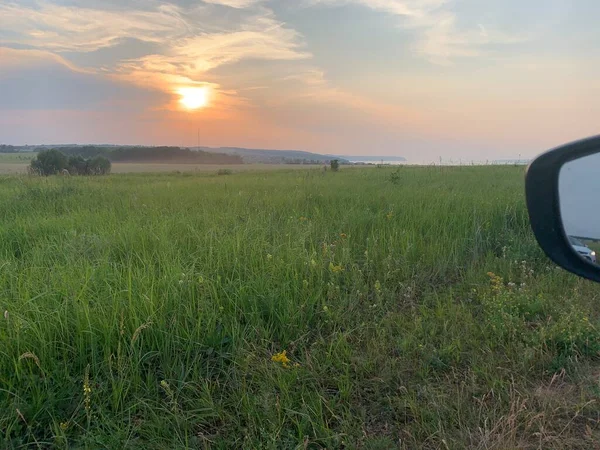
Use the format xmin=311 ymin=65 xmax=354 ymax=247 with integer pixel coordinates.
xmin=340 ymin=233 xmax=347 ymax=239
xmin=329 ymin=262 xmax=344 ymax=273
xmin=322 ymin=305 xmax=329 ymax=312
xmin=272 ymin=350 xmax=292 ymax=368
xmin=60 ymin=421 xmax=69 ymax=431
xmin=160 ymin=380 xmax=179 ymax=412
xmin=374 ymin=280 xmax=382 ymax=294
xmin=386 ymin=211 xmax=393 ymax=219
xmin=487 ymin=271 xmax=503 ymax=293
xmin=3 ymin=310 xmax=8 ymax=320
xmin=266 ymin=254 xmax=273 ymax=260
xmin=299 ymin=216 xmax=308 ymax=222
xmin=83 ymin=365 xmax=92 ymax=420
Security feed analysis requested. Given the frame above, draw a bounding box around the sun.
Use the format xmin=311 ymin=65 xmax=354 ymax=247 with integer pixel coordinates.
xmin=177 ymin=87 xmax=209 ymax=110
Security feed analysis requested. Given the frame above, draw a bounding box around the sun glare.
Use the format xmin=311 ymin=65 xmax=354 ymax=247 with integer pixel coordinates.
xmin=178 ymin=87 xmax=209 ymax=110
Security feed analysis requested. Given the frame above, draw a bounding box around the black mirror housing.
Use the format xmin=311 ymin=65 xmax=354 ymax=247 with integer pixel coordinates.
xmin=526 ymin=135 xmax=600 ymax=283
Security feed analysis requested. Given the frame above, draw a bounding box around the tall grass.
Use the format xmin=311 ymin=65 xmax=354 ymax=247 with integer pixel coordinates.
xmin=1 ymin=167 xmax=600 ymax=448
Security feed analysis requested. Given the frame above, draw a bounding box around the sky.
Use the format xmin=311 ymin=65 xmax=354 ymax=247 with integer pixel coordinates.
xmin=1 ymin=0 xmax=600 ymax=161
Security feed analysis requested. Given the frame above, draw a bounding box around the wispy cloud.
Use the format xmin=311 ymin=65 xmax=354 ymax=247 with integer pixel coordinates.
xmin=0 ymin=1 xmax=190 ymax=52
xmin=310 ymin=0 xmax=526 ymax=64
xmin=415 ymin=12 xmax=528 ymax=64
xmin=0 ymin=47 xmax=93 ymax=74
xmin=202 ymin=0 xmax=266 ymax=8
xmin=115 ymin=12 xmax=310 ymax=87
xmin=310 ymin=0 xmax=447 ymax=18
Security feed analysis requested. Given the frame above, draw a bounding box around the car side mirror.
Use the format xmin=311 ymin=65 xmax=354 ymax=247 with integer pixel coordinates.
xmin=526 ymin=135 xmax=600 ymax=282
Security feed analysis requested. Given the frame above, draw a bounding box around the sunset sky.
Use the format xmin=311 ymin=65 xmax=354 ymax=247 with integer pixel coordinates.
xmin=1 ymin=0 xmax=599 ymax=161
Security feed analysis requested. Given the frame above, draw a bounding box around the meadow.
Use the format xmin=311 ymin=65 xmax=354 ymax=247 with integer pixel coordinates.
xmin=0 ymin=153 xmax=322 ymax=175
xmin=1 ymin=166 xmax=600 ymax=449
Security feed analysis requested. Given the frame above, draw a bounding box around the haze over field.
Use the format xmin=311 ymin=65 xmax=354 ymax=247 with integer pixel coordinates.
xmin=1 ymin=1 xmax=599 ymax=161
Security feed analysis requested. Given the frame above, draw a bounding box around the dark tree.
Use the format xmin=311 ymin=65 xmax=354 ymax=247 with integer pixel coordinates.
xmin=67 ymin=155 xmax=88 ymax=175
xmin=30 ymin=149 xmax=68 ymax=176
xmin=330 ymin=159 xmax=340 ymax=172
xmin=87 ymin=156 xmax=111 ymax=175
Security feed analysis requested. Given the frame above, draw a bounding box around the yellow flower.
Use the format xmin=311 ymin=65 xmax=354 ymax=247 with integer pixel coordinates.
xmin=266 ymin=254 xmax=273 ymax=260
xmin=83 ymin=365 xmax=92 ymax=417
xmin=340 ymin=233 xmax=347 ymax=239
xmin=329 ymin=262 xmax=344 ymax=273
xmin=272 ymin=350 xmax=292 ymax=368
xmin=60 ymin=421 xmax=69 ymax=431
xmin=487 ymin=271 xmax=503 ymax=293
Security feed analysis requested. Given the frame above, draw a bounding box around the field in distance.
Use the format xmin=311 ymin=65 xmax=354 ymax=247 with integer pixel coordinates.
xmin=0 ymin=152 xmax=325 ymax=174
xmin=2 ymin=166 xmax=600 ymax=448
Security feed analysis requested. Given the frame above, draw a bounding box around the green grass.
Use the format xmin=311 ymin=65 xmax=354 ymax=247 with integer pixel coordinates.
xmin=0 ymin=153 xmax=36 ymax=163
xmin=1 ymin=166 xmax=600 ymax=449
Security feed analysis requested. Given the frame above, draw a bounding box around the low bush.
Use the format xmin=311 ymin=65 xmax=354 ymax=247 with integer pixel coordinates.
xmin=31 ymin=150 xmax=111 ymax=176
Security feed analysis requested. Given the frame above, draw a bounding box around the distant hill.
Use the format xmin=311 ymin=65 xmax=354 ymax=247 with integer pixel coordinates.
xmin=196 ymin=147 xmax=349 ymax=164
xmin=343 ymin=155 xmax=407 ymax=162
xmin=2 ymin=144 xmax=351 ymax=165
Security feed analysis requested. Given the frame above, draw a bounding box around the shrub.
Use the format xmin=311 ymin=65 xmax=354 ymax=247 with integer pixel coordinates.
xmin=217 ymin=169 xmax=233 ymax=175
xmin=390 ymin=168 xmax=402 ymax=184
xmin=30 ymin=149 xmax=68 ymax=176
xmin=30 ymin=150 xmax=111 ymax=176
xmin=87 ymin=156 xmax=111 ymax=175
xmin=67 ymin=155 xmax=88 ymax=175
xmin=330 ymin=159 xmax=340 ymax=172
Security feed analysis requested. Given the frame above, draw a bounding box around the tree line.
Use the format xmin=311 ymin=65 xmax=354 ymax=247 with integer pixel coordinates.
xmin=55 ymin=146 xmax=243 ymax=164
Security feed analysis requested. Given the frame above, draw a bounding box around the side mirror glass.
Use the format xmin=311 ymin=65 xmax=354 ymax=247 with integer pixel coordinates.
xmin=559 ymin=153 xmax=600 ymax=266
xmin=526 ymin=136 xmax=600 ymax=282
